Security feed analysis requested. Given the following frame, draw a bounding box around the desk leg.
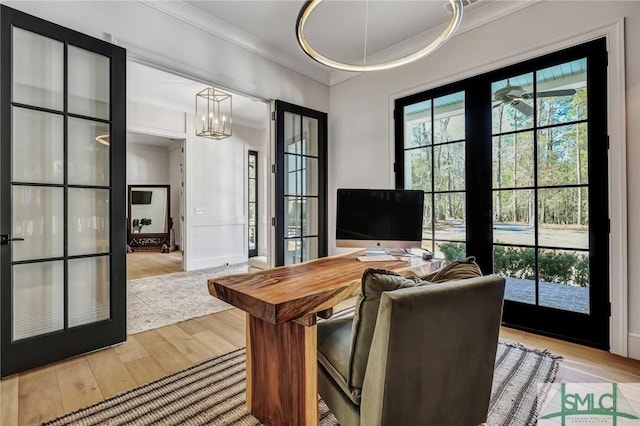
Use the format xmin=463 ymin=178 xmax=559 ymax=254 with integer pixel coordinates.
xmin=246 ymin=315 xmax=318 ymax=426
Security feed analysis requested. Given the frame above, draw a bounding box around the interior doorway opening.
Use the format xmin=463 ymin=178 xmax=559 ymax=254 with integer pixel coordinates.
xmin=126 ymin=60 xmax=270 ymax=280
xmin=126 ymin=133 xmax=185 ymax=280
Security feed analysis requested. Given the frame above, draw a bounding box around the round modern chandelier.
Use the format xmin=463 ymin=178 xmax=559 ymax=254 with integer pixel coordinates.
xmin=296 ymin=0 xmax=464 ymax=73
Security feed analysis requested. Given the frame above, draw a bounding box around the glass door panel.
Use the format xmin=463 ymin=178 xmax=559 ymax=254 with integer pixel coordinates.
xmin=433 ymin=192 xmax=465 ymax=242
xmin=284 ymin=112 xmax=301 ymax=152
xmin=301 ymin=117 xmax=319 ymax=156
xmin=68 ymin=256 xmax=110 ymax=327
xmin=275 ymin=101 xmax=327 ymax=266
xmin=285 ymin=156 xmax=319 ymax=196
xmin=404 ymin=148 xmax=432 ymax=191
xmin=67 ymin=46 xmax=110 ymax=119
xmin=492 ymin=73 xmax=534 ymax=133
xmin=67 ymin=188 xmax=110 ymax=256
xmin=12 ymin=261 xmax=64 ymax=340
xmin=1 ymin=5 xmax=126 ymax=377
xmin=68 ymin=118 xmax=110 ymax=186
xmin=538 ymin=249 xmax=589 ymax=313
xmin=12 ymin=108 xmax=64 ymax=184
xmin=11 ymin=186 xmax=64 ymax=262
xmin=12 ymin=27 xmax=63 ymax=110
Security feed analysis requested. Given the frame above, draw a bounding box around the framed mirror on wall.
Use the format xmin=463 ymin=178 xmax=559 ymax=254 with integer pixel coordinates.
xmin=127 ymin=184 xmax=173 ymax=252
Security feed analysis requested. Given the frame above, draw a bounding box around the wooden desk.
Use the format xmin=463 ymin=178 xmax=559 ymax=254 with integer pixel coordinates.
xmin=208 ymin=251 xmax=439 ymax=426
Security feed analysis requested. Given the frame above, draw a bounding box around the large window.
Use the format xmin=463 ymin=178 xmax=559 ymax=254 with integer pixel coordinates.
xmin=491 ymin=60 xmax=590 ymax=314
xmin=401 ymin=92 xmax=466 ymax=259
xmin=395 ymin=39 xmax=609 ymax=349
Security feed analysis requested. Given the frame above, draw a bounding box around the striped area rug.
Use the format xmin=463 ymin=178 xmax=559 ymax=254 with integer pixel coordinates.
xmin=44 ymin=321 xmax=560 ymax=425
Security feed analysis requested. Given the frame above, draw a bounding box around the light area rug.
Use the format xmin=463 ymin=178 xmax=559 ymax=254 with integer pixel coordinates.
xmin=43 ymin=341 xmax=561 ymax=426
xmin=127 ymin=263 xmax=248 ymax=335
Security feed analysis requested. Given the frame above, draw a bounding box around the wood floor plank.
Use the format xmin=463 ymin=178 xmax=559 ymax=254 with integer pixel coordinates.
xmin=113 ymin=335 xmax=150 ymax=363
xmin=211 ymin=308 xmax=246 ymax=332
xmin=127 ymin=251 xmax=182 ymax=280
xmin=55 ymin=357 xmax=103 ymax=414
xmin=198 ymin=315 xmax=247 ymax=348
xmin=177 ymin=318 xmax=209 ymax=335
xmin=0 ymin=375 xmax=19 ymax=426
xmin=125 ymin=356 xmax=169 ymax=386
xmin=156 ymin=324 xmax=217 ymax=363
xmin=193 ymin=329 xmax=242 ymax=357
xmin=134 ymin=329 xmax=193 ymax=373
xmin=18 ymin=364 xmax=65 ymax=425
xmin=86 ymin=348 xmax=137 ymax=397
xmin=501 ymin=326 xmax=640 ymax=383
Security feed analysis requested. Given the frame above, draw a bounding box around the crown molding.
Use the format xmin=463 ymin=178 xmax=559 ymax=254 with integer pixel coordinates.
xmin=136 ymin=0 xmax=332 ymax=86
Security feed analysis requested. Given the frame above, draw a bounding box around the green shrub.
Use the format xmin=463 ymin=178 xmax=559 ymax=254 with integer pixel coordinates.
xmin=440 ymin=243 xmax=590 ymax=287
xmin=439 ymin=242 xmax=466 ymax=262
xmin=574 ymin=254 xmax=589 ymax=287
xmin=494 ymin=247 xmax=589 ymax=287
xmin=539 ymin=251 xmax=576 ymax=283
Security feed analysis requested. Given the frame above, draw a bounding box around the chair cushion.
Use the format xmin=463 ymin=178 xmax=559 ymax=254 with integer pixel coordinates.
xmin=348 ymin=268 xmax=425 ymax=392
xmin=317 ymin=317 xmax=357 ymax=403
xmin=420 ymin=256 xmax=482 ymax=283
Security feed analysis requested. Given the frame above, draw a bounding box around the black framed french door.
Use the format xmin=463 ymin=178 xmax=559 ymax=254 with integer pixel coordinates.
xmin=0 ymin=5 xmax=127 ymax=376
xmin=274 ymin=100 xmax=327 ymax=266
xmin=248 ymin=150 xmax=258 ymax=258
xmin=395 ymin=38 xmax=609 ymax=349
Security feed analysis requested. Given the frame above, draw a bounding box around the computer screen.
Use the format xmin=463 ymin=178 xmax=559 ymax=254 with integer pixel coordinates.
xmin=336 ymin=188 xmax=424 ymax=251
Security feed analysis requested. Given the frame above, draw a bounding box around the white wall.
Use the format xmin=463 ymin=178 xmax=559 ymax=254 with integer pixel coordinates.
xmin=328 ymin=1 xmax=640 ymax=357
xmin=126 ymin=143 xmax=169 ymax=186
xmin=184 ymin=122 xmax=268 ymax=270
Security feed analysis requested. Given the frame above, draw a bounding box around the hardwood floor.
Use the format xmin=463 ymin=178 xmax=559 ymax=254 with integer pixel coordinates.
xmin=126 ymin=250 xmax=183 ymax=280
xmin=1 ymin=256 xmax=639 ymax=425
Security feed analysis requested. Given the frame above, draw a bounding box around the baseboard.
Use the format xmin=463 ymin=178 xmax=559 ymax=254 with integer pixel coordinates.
xmin=190 ymin=253 xmax=246 ymax=271
xmin=628 ymin=333 xmax=640 ymax=360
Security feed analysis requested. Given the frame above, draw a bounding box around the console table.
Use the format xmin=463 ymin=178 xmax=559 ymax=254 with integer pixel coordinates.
xmin=207 ymin=251 xmax=439 ymax=426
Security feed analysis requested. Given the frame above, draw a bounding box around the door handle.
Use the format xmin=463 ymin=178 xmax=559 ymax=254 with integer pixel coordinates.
xmin=0 ymin=235 xmax=25 ymax=245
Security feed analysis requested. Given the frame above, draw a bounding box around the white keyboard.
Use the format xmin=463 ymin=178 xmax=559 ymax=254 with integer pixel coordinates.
xmin=356 ymin=254 xmax=398 ymax=262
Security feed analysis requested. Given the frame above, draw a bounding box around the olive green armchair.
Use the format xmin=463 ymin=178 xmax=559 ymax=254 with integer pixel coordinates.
xmin=317 ymin=270 xmax=505 ymax=426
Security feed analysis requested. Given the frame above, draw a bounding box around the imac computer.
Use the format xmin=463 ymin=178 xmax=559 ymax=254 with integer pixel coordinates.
xmin=336 ymin=188 xmax=424 ymax=257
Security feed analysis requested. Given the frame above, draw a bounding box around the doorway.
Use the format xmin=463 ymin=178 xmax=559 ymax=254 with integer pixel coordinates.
xmin=395 ymin=39 xmax=609 ymax=349
xmin=125 ymin=132 xmax=185 ymax=280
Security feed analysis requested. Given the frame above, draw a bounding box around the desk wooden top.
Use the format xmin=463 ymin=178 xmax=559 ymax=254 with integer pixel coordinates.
xmin=208 ymin=251 xmax=439 ymax=325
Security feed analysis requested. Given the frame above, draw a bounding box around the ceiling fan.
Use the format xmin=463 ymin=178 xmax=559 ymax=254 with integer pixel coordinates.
xmin=493 ymin=81 xmax=577 ymax=116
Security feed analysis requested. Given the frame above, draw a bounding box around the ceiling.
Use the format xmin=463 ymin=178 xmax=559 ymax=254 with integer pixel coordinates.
xmin=185 ymin=0 xmax=461 ymax=64
xmin=144 ymin=0 xmax=534 ymax=86
xmin=127 ymin=0 xmax=535 ymax=143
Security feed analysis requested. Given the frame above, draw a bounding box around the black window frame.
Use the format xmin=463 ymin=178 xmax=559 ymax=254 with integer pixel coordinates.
xmin=394 ymin=38 xmax=609 ymax=349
